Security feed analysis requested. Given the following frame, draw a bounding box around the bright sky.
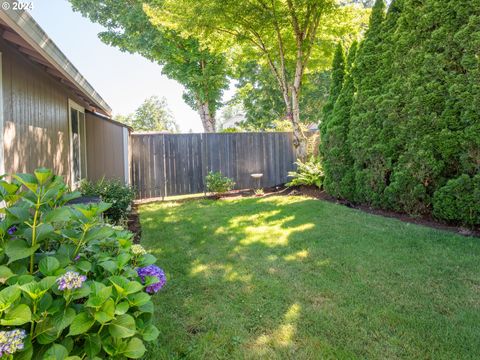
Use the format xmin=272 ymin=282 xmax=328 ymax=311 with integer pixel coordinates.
xmin=30 ymin=0 xmax=231 ymax=133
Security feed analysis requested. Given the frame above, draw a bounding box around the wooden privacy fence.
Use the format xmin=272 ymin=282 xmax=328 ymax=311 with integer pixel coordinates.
xmin=130 ymin=132 xmax=312 ymax=199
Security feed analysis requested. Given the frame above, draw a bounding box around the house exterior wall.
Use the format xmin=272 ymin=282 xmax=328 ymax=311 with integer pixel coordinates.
xmin=85 ymin=111 xmax=129 ymax=184
xmin=0 ymin=37 xmax=89 ymax=185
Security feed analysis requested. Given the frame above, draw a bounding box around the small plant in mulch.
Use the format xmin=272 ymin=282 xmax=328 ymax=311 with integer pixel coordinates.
xmin=254 ymin=188 xmax=265 ymax=197
xmin=287 ymin=158 xmax=324 ymax=189
xmin=205 ymin=171 xmax=235 ymax=198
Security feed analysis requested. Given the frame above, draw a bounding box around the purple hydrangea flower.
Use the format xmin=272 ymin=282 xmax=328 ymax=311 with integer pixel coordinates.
xmin=7 ymin=226 xmax=17 ymax=235
xmin=56 ymin=271 xmax=87 ymax=291
xmin=0 ymin=329 xmax=26 ymax=357
xmin=137 ymin=265 xmax=166 ymax=294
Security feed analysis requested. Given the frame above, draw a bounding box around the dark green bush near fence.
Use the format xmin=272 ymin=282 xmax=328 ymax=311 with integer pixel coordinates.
xmin=80 ymin=178 xmax=135 ymax=224
xmin=320 ymin=0 xmax=480 ymax=226
xmin=0 ymin=169 xmax=163 ymax=359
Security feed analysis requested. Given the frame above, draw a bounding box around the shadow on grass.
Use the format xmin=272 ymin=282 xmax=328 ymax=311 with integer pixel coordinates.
xmin=139 ymin=196 xmax=480 ymax=360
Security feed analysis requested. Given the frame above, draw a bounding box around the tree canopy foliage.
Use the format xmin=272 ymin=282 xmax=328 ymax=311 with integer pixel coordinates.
xmin=115 ymin=96 xmax=178 ymax=132
xmin=69 ymin=0 xmax=229 ymax=132
xmin=146 ymin=0 xmax=369 ymax=156
xmin=320 ymin=0 xmax=480 ymax=226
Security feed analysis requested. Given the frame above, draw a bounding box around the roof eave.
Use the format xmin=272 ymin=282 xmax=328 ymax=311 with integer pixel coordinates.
xmin=0 ymin=4 xmax=112 ymax=115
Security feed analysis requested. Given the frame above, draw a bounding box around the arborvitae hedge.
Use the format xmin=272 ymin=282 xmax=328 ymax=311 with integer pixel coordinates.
xmin=320 ymin=43 xmax=345 ymax=136
xmin=322 ymin=42 xmax=357 ymax=199
xmin=321 ymin=0 xmax=480 ymax=226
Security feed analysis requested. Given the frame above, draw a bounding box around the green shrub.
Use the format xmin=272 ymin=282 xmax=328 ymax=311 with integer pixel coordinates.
xmin=0 ymin=169 xmax=163 ymax=359
xmin=433 ymin=174 xmax=480 ymax=226
xmin=80 ymin=178 xmax=135 ymax=224
xmin=287 ymin=158 xmax=324 ymax=188
xmin=205 ymin=171 xmax=235 ymax=194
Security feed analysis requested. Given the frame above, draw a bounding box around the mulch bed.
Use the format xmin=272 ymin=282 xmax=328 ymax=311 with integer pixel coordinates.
xmin=204 ymin=186 xmax=285 ymax=200
xmin=279 ymin=185 xmax=480 ymax=238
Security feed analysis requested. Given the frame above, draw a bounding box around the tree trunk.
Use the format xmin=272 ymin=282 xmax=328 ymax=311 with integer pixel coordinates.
xmin=289 ymin=53 xmax=307 ymax=160
xmin=290 ymin=87 xmax=307 ymax=160
xmin=198 ymin=101 xmax=215 ymax=132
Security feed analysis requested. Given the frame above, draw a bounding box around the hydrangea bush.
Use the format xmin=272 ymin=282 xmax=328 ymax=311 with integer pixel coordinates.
xmin=0 ymin=169 xmax=165 ymax=359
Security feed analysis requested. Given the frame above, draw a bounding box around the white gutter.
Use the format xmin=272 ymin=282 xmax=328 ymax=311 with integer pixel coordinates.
xmin=0 ymin=1 xmax=112 ymax=115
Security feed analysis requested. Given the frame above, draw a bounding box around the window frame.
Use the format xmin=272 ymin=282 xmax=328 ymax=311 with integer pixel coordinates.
xmin=68 ymin=99 xmax=87 ymax=188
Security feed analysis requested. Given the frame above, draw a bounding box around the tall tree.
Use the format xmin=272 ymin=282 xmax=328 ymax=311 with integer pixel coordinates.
xmin=146 ymin=0 xmax=369 ymax=157
xmin=69 ymin=0 xmax=229 ymax=132
xmin=116 ymin=96 xmax=178 ymax=132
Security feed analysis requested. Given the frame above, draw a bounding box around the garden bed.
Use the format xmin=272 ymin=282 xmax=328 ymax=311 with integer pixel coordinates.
xmin=287 ymin=186 xmax=480 ymax=237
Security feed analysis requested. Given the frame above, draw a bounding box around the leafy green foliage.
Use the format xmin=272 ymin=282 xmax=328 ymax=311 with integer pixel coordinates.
xmin=433 ymin=174 xmax=480 ymax=226
xmin=287 ymin=158 xmax=324 ymax=188
xmin=320 ymin=0 xmax=480 ymax=223
xmin=232 ymin=62 xmax=331 ymax=130
xmin=80 ymin=178 xmax=135 ymax=224
xmin=0 ymin=169 xmax=162 ymax=359
xmin=115 ymin=96 xmax=178 ymax=132
xmin=69 ymin=0 xmax=229 ymax=132
xmin=148 ymin=0 xmax=369 ymax=156
xmin=205 ymin=172 xmax=235 ymax=194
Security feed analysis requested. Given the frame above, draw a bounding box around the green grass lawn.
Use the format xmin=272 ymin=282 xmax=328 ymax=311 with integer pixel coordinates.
xmin=139 ymin=195 xmax=480 ymax=359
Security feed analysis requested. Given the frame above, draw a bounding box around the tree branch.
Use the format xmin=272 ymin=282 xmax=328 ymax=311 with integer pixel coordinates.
xmin=286 ymin=0 xmax=301 ymax=44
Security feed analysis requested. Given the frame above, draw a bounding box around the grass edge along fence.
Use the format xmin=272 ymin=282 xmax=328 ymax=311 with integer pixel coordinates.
xmin=130 ymin=132 xmax=318 ymax=199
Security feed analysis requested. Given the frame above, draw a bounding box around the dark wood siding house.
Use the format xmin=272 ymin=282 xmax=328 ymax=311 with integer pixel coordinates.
xmin=0 ymin=3 xmax=130 ymax=186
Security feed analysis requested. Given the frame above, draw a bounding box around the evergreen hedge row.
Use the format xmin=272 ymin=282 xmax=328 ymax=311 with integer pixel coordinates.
xmin=320 ymin=0 xmax=480 ymax=226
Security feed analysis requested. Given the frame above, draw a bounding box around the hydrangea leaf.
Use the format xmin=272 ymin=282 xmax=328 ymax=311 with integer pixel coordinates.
xmin=115 ymin=301 xmax=129 ymax=315
xmin=5 ymin=239 xmax=40 ymax=264
xmin=84 ymin=334 xmax=101 ymax=359
xmin=128 ymin=292 xmax=151 ymax=307
xmin=0 ymin=285 xmax=21 ymax=311
xmin=68 ymin=312 xmax=95 ymax=336
xmin=109 ymin=314 xmax=136 ymax=338
xmin=1 ymin=303 xmax=31 ymax=325
xmin=75 ymin=260 xmax=91 ymax=273
xmin=43 ymin=343 xmax=68 ymax=360
xmin=123 ymin=337 xmax=146 ymax=359
xmin=39 ymin=257 xmax=60 ymax=276
xmin=142 ymin=324 xmax=160 ymax=342
xmin=0 ymin=265 xmax=14 ymax=284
